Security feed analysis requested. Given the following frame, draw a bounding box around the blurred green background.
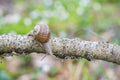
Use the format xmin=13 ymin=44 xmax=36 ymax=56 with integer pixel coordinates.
xmin=0 ymin=0 xmax=120 ymax=39
xmin=0 ymin=0 xmax=120 ymax=80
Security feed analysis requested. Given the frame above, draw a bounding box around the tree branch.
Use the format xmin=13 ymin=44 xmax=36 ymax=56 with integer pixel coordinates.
xmin=0 ymin=34 xmax=120 ymax=64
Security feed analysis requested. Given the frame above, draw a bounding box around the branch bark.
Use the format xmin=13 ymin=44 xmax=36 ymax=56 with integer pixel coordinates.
xmin=0 ymin=34 xmax=120 ymax=64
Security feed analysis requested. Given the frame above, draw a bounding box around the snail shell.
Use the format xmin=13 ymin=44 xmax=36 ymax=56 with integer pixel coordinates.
xmin=33 ymin=23 xmax=50 ymax=43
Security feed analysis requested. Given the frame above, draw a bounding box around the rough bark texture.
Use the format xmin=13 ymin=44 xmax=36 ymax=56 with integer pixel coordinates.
xmin=0 ymin=34 xmax=120 ymax=64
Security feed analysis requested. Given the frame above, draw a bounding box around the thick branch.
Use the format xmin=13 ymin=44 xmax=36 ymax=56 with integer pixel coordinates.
xmin=0 ymin=34 xmax=120 ymax=64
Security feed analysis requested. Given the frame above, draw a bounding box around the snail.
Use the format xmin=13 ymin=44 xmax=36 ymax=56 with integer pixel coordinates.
xmin=28 ymin=22 xmax=53 ymax=56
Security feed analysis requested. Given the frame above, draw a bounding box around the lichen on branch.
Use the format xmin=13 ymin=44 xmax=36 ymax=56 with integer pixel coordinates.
xmin=0 ymin=34 xmax=120 ymax=64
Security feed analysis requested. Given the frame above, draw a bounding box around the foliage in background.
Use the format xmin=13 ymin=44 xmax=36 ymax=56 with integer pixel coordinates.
xmin=0 ymin=0 xmax=120 ymax=37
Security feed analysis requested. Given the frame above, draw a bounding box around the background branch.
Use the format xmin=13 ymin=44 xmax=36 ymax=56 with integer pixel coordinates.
xmin=0 ymin=34 xmax=120 ymax=64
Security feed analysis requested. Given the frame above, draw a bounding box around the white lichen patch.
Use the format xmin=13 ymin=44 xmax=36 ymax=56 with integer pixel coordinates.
xmin=51 ymin=37 xmax=63 ymax=54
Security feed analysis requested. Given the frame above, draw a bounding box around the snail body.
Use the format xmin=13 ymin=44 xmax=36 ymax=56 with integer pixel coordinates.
xmin=28 ymin=22 xmax=53 ymax=56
